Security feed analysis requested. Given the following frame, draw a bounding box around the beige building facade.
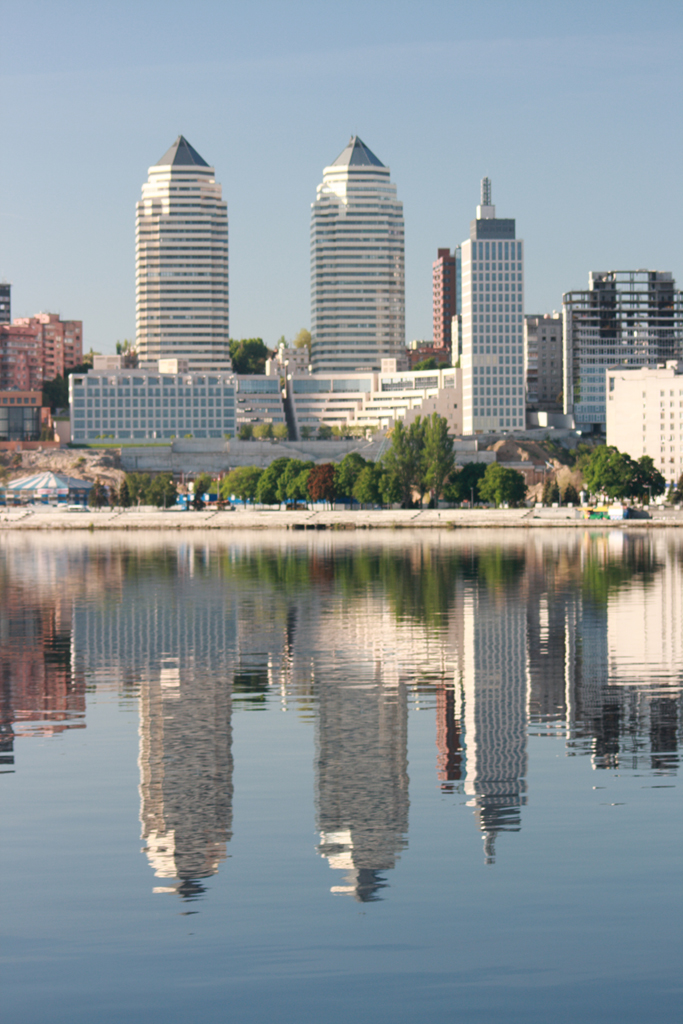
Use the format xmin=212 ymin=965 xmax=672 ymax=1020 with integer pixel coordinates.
xmin=605 ymin=360 xmax=683 ymax=484
xmin=310 ymin=136 xmax=405 ymax=373
xmin=135 ymin=136 xmax=230 ymax=372
xmin=524 ymin=313 xmax=562 ymax=412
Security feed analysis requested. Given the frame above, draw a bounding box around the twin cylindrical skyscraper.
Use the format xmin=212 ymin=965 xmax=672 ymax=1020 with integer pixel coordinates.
xmin=135 ymin=135 xmax=406 ymax=372
xmin=135 ymin=136 xmax=230 ymax=371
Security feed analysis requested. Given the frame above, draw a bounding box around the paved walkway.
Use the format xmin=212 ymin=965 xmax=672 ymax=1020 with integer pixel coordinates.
xmin=2 ymin=506 xmax=682 ymax=530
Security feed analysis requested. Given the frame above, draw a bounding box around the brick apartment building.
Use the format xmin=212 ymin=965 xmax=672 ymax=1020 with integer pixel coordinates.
xmin=0 ymin=313 xmax=83 ymax=390
xmin=432 ymin=248 xmax=459 ymax=352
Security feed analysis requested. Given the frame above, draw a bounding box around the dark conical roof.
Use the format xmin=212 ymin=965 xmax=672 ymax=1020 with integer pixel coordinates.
xmin=155 ymin=135 xmax=209 ymax=167
xmin=330 ymin=136 xmax=385 ymax=168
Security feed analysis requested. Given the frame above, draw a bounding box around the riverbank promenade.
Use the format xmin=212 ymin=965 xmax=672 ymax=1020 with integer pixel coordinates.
xmin=2 ymin=506 xmax=683 ymax=530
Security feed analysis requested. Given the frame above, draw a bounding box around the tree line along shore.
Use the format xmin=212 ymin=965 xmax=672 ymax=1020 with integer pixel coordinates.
xmin=39 ymin=414 xmax=683 ymax=512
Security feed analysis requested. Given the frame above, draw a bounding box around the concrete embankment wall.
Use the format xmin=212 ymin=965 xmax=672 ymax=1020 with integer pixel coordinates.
xmin=120 ymin=436 xmax=387 ymax=474
xmin=2 ymin=506 xmax=681 ymax=532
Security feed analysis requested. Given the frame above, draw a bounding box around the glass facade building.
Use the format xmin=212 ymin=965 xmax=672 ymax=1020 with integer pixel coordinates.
xmin=563 ymin=270 xmax=683 ymax=432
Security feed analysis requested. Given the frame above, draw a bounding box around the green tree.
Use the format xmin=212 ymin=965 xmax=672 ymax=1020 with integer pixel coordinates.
xmin=41 ymin=362 xmax=93 ymax=411
xmin=117 ymin=477 xmax=132 ymax=508
xmin=293 ymin=328 xmax=311 ymax=352
xmin=125 ymin=472 xmax=152 ymax=506
xmin=82 ymin=348 xmax=100 ymax=367
xmin=379 ymin=467 xmax=402 ymax=506
xmin=542 ymin=477 xmax=560 ymax=505
xmin=353 ymin=464 xmax=381 ymax=506
xmin=413 ymin=356 xmax=439 ymax=370
xmin=229 ymin=338 xmax=270 ymax=375
xmin=254 ymin=422 xmax=274 ymax=439
xmin=115 ymin=339 xmax=138 ymax=367
xmin=238 ymin=423 xmax=254 ymax=440
xmin=630 ymin=455 xmax=665 ymax=501
xmin=317 ymin=424 xmax=333 ymax=439
xmin=255 ymin=457 xmax=291 ymax=505
xmin=673 ymin=473 xmax=683 ymax=503
xmin=291 ymin=469 xmax=313 ymax=503
xmin=88 ymin=478 xmax=108 ymax=508
xmin=478 ymin=463 xmax=527 ymax=507
xmin=300 ymin=425 xmax=313 ymax=440
xmin=276 ymin=460 xmax=314 ymax=503
xmin=443 ymin=462 xmax=487 ymax=504
xmin=193 ymin=473 xmax=213 ymax=501
xmin=148 ymin=473 xmax=177 ymax=508
xmin=582 ymin=446 xmax=635 ymax=500
xmin=307 ymin=463 xmax=336 ymax=504
xmin=382 ymin=418 xmax=426 ymax=507
xmin=221 ymin=466 xmax=263 ymax=505
xmin=423 ymin=413 xmax=454 ymax=504
xmin=334 ymin=452 xmax=367 ymax=498
xmin=562 ymin=482 xmax=580 ymax=505
xmin=273 ymin=424 xmax=289 ymax=440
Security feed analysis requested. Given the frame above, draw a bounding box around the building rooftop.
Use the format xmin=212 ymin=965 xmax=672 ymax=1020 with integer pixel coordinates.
xmin=155 ymin=135 xmax=209 ymax=167
xmin=330 ymin=135 xmax=385 ymax=168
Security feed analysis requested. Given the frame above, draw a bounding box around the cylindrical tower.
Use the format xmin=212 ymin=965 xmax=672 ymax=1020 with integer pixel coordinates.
xmin=310 ymin=136 xmax=405 ymax=373
xmin=135 ymin=136 xmax=230 ymax=371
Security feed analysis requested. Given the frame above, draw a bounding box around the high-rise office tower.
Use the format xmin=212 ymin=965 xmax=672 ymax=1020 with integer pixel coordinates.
xmin=0 ymin=283 xmax=10 ymax=325
xmin=432 ymin=248 xmax=460 ymax=352
xmin=310 ymin=136 xmax=405 ymax=372
xmin=135 ymin=136 xmax=230 ymax=371
xmin=563 ymin=270 xmax=683 ymax=432
xmin=524 ymin=313 xmax=563 ymax=412
xmin=460 ymin=178 xmax=525 ymax=433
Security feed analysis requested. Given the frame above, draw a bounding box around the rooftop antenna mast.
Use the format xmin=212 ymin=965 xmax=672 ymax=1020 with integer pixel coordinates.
xmin=481 ymin=177 xmax=492 ymax=206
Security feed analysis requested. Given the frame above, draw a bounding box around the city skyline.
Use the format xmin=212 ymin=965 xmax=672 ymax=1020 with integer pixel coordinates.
xmin=2 ymin=2 xmax=681 ymax=353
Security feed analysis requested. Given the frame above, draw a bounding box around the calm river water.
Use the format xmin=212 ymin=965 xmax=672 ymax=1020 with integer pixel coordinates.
xmin=1 ymin=529 xmax=681 ymax=1023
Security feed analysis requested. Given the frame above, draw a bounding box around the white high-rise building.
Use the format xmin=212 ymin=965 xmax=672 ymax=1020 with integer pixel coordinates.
xmin=135 ymin=136 xmax=230 ymax=372
xmin=310 ymin=136 xmax=405 ymax=373
xmin=460 ymin=178 xmax=525 ymax=433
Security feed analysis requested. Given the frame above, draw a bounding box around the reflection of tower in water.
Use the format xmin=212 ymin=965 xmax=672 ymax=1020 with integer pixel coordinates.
xmin=436 ymin=684 xmax=462 ymax=791
xmin=315 ymin=675 xmax=409 ymax=901
xmin=461 ymin=584 xmax=528 ymax=864
xmin=139 ymin=661 xmax=233 ymax=899
xmin=72 ymin=547 xmax=236 ymax=901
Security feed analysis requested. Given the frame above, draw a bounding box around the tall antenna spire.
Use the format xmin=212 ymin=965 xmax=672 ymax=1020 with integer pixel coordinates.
xmin=481 ymin=177 xmax=492 ymax=206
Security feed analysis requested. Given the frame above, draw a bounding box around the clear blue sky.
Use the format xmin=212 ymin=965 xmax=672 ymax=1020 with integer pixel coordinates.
xmin=2 ymin=0 xmax=681 ymax=353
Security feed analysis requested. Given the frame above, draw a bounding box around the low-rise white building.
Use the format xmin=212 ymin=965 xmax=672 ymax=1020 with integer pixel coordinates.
xmin=70 ymin=359 xmax=236 ymax=442
xmin=235 ymin=375 xmax=286 ymax=430
xmin=605 ymin=360 xmax=683 ymax=484
xmin=287 ymin=360 xmax=462 ymax=436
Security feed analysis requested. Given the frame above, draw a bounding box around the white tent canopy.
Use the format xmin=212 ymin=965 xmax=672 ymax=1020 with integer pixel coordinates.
xmin=3 ymin=472 xmax=93 ymax=496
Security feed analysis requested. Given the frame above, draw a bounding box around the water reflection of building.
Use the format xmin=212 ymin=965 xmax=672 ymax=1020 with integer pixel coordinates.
xmin=435 ymin=684 xmax=462 ymax=791
xmin=309 ymin=596 xmax=412 ymax=901
xmin=0 ymin=596 xmax=84 ymax=771
xmin=315 ymin=674 xmax=409 ymax=901
xmin=139 ymin=664 xmax=232 ymax=899
xmin=459 ymin=583 xmax=528 ymax=864
xmin=72 ymin=551 xmax=236 ymax=898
